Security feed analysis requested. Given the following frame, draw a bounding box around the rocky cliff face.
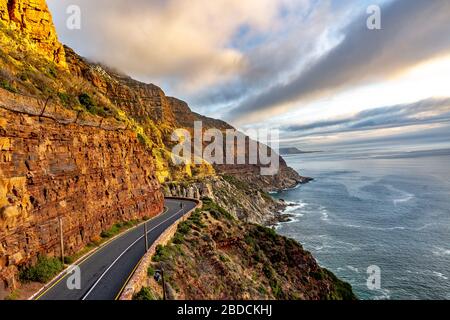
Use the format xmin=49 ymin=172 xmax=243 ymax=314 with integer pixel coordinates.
xmin=63 ymin=46 xmax=215 ymax=183
xmin=0 ymin=0 xmax=306 ymax=190
xmin=0 ymin=0 xmax=163 ymax=292
xmin=0 ymin=92 xmax=163 ymax=291
xmin=0 ymin=0 xmax=306 ymax=191
xmin=0 ymin=0 xmax=308 ymax=295
xmin=165 ymin=97 xmax=309 ymax=192
xmin=0 ymin=0 xmax=66 ymax=67
xmin=163 ymin=176 xmax=286 ymax=225
xmin=63 ymin=47 xmax=307 ymax=191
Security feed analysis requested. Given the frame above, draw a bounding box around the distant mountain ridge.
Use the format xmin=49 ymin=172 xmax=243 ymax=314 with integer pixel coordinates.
xmin=0 ymin=0 xmax=305 ymax=290
xmin=0 ymin=0 xmax=355 ymax=301
xmin=279 ymin=147 xmax=321 ymax=155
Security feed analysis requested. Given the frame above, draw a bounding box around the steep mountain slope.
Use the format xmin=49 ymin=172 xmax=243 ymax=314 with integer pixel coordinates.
xmin=64 ymin=47 xmax=308 ymax=191
xmin=0 ymin=0 xmax=307 ymax=191
xmin=0 ymin=0 xmax=65 ymax=67
xmin=136 ymin=199 xmax=356 ymax=300
xmin=0 ymin=0 xmax=163 ymax=294
xmin=0 ymin=0 xmax=312 ymax=298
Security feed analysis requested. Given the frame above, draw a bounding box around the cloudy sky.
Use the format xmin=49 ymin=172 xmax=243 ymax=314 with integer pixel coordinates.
xmin=48 ymin=0 xmax=450 ymax=151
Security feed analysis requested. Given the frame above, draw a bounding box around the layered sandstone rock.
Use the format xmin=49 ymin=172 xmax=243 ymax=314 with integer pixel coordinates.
xmin=0 ymin=0 xmax=66 ymax=67
xmin=64 ymin=48 xmax=308 ymax=190
xmin=0 ymin=0 xmax=308 ymax=293
xmin=166 ymin=96 xmax=309 ymax=191
xmin=0 ymin=105 xmax=163 ymax=291
xmin=163 ymin=176 xmax=287 ymax=225
xmin=163 ymin=176 xmax=294 ymax=225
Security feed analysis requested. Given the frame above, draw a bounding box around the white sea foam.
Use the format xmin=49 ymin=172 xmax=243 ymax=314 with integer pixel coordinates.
xmin=385 ymin=184 xmax=415 ymax=206
xmin=346 ymin=265 xmax=360 ymax=273
xmin=274 ymin=201 xmax=308 ymax=228
xmin=271 ymin=184 xmax=302 ymax=194
xmin=283 ymin=201 xmax=306 ymax=213
xmin=409 ymin=223 xmax=434 ymax=231
xmin=406 ymin=269 xmax=419 ymax=274
xmin=320 ymin=209 xmax=330 ymax=221
xmin=407 ymin=269 xmax=449 ymax=281
xmin=276 ymin=201 xmax=308 ymax=225
xmin=393 ymin=194 xmax=414 ymax=206
xmin=282 ymin=216 xmax=304 ymax=225
xmin=432 ymin=246 xmax=450 ymax=257
xmin=432 ymin=272 xmax=448 ymax=280
xmin=372 ymin=288 xmax=391 ymax=300
xmin=343 ymin=223 xmax=406 ymax=231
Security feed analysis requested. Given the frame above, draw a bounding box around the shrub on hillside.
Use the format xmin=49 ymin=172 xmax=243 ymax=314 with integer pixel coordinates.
xmin=19 ymin=256 xmax=64 ymax=283
xmin=133 ymin=287 xmax=156 ymax=300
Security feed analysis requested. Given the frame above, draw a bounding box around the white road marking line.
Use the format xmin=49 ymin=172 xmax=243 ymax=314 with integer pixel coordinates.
xmin=81 ymin=206 xmax=185 ymax=300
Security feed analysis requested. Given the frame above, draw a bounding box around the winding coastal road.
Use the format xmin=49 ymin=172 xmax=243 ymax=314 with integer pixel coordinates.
xmin=35 ymin=198 xmax=197 ymax=300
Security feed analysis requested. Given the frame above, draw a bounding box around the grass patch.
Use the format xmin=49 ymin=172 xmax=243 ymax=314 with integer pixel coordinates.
xmin=177 ymin=220 xmax=192 ymax=236
xmin=172 ymin=232 xmax=185 ymax=245
xmin=78 ymin=92 xmax=108 ymax=117
xmin=152 ymin=242 xmax=184 ymax=263
xmin=137 ymin=133 xmax=148 ymax=147
xmin=202 ymin=197 xmax=234 ymax=221
xmin=19 ymin=256 xmax=64 ymax=283
xmin=147 ymin=266 xmax=156 ymax=277
xmin=270 ymin=281 xmax=285 ymax=299
xmin=64 ymin=242 xmax=99 ymax=265
xmin=171 ymin=208 xmax=208 ymax=245
xmin=0 ymin=79 xmax=17 ymax=93
xmin=58 ymin=92 xmax=74 ymax=108
xmin=322 ymin=268 xmax=357 ymax=300
xmin=100 ymin=224 xmax=121 ymax=239
xmin=4 ymin=290 xmax=20 ymax=301
xmin=133 ymin=287 xmax=157 ymax=300
xmin=47 ymin=65 xmax=57 ymax=78
xmin=221 ymin=175 xmax=250 ymax=192
xmin=100 ymin=220 xmax=140 ymax=239
xmin=152 ymin=245 xmax=171 ymax=262
xmin=78 ymin=93 xmax=95 ymax=109
xmin=190 ymin=209 xmax=205 ymax=228
xmin=254 ymin=225 xmax=277 ymax=241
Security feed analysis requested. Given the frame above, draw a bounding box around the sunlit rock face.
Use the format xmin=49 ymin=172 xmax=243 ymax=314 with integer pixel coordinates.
xmin=0 ymin=0 xmax=66 ymax=67
xmin=0 ymin=1 xmax=165 ymax=291
xmin=0 ymin=0 xmax=307 ymax=295
xmin=0 ymin=102 xmax=164 ymax=291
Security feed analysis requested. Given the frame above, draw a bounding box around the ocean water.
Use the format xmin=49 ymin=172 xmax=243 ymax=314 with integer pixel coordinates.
xmin=273 ymin=149 xmax=450 ymax=300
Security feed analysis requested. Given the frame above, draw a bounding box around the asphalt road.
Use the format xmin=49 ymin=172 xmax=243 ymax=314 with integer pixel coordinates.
xmin=36 ymin=198 xmax=197 ymax=300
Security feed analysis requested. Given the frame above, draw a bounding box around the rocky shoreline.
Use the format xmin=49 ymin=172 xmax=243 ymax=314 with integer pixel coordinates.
xmin=133 ymin=197 xmax=357 ymax=300
xmin=265 ymin=177 xmax=313 ymax=227
xmin=163 ymin=172 xmax=313 ymax=228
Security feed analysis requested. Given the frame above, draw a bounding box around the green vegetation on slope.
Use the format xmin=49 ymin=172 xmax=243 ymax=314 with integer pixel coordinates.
xmin=19 ymin=256 xmax=64 ymax=283
xmin=137 ymin=198 xmax=357 ymax=300
xmin=0 ymin=21 xmax=214 ymax=183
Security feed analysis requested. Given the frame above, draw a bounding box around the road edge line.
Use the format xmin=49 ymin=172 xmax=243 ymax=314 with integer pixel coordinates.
xmin=118 ymin=197 xmax=202 ymax=300
xmin=82 ymin=207 xmax=184 ymax=300
xmin=29 ymin=206 xmax=169 ymax=300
